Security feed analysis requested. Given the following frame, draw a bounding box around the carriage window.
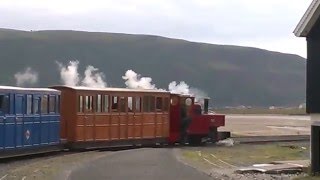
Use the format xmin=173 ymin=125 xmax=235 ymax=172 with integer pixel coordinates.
xmin=33 ymin=97 xmax=40 ymax=114
xmin=26 ymin=95 xmax=32 ymax=114
xmin=0 ymin=95 xmax=9 ymax=114
xmin=150 ymin=96 xmax=155 ymax=112
xmin=15 ymin=96 xmax=23 ymax=114
xmin=96 ymin=94 xmax=102 ymax=113
xmin=185 ymin=98 xmax=192 ymax=106
xmin=41 ymin=95 xmax=48 ymax=114
xmin=49 ymin=96 xmax=56 ymax=113
xmin=143 ymin=96 xmax=155 ymax=112
xmin=104 ymin=95 xmax=109 ymax=112
xmin=156 ymin=97 xmax=163 ymax=111
xmin=57 ymin=95 xmax=60 ymax=113
xmin=85 ymin=96 xmax=93 ymax=111
xmin=78 ymin=95 xmax=83 ymax=113
xmin=163 ymin=97 xmax=169 ymax=112
xmin=120 ymin=97 xmax=126 ymax=112
xmin=128 ymin=97 xmax=133 ymax=112
xmin=171 ymin=96 xmax=178 ymax=106
xmin=112 ymin=96 xmax=118 ymax=112
xmin=204 ymin=99 xmax=209 ymax=114
xmin=194 ymin=106 xmax=202 ymax=115
xmin=135 ymin=97 xmax=141 ymax=112
xmin=143 ymin=96 xmax=149 ymax=112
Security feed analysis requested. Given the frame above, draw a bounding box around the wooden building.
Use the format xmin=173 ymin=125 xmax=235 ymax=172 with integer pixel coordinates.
xmin=294 ymin=0 xmax=320 ymax=173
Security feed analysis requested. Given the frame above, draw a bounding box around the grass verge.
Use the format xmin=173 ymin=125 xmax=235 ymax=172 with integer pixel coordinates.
xmin=182 ymin=142 xmax=309 ymax=168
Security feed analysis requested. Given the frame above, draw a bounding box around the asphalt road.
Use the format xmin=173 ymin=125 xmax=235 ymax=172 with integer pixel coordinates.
xmin=69 ymin=148 xmax=213 ymax=180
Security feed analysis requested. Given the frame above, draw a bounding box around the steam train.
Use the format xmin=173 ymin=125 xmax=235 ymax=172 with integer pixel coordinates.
xmin=0 ymin=85 xmax=226 ymax=158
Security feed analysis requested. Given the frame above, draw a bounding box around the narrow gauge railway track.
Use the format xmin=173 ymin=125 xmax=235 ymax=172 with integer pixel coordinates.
xmin=0 ymin=144 xmax=156 ymax=162
xmin=1 ymin=135 xmax=310 ymax=160
xmin=1 ymin=135 xmax=309 ymax=162
xmin=0 ymin=150 xmax=73 ymax=163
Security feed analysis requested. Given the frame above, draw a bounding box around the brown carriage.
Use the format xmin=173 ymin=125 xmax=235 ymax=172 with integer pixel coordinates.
xmin=51 ymin=86 xmax=170 ymax=149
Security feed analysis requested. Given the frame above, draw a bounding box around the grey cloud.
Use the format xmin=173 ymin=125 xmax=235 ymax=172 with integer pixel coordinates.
xmin=0 ymin=0 xmax=312 ymax=56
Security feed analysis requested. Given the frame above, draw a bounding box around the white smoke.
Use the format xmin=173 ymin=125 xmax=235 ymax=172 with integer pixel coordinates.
xmin=168 ymin=81 xmax=190 ymax=95
xmin=57 ymin=60 xmax=107 ymax=88
xmin=122 ymin=70 xmax=156 ymax=89
xmin=168 ymin=81 xmax=208 ymax=104
xmin=190 ymin=87 xmax=208 ymax=104
xmin=121 ymin=69 xmax=208 ymax=104
xmin=14 ymin=67 xmax=38 ymax=87
xmin=82 ymin=65 xmax=107 ymax=88
xmin=57 ymin=61 xmax=80 ymax=86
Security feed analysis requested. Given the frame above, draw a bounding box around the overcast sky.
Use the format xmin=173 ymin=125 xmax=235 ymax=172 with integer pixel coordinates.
xmin=0 ymin=0 xmax=312 ymax=58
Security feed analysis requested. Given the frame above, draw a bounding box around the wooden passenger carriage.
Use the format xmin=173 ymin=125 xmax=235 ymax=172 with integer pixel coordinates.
xmin=51 ymin=86 xmax=170 ymax=149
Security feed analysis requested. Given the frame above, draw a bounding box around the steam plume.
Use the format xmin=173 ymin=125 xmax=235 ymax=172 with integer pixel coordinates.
xmin=57 ymin=61 xmax=80 ymax=86
xmin=190 ymin=87 xmax=208 ymax=103
xmin=121 ymin=69 xmax=208 ymax=104
xmin=169 ymin=81 xmax=208 ymax=104
xmin=168 ymin=81 xmax=190 ymax=95
xmin=57 ymin=60 xmax=107 ymax=88
xmin=122 ymin=70 xmax=156 ymax=89
xmin=14 ymin=67 xmax=38 ymax=87
xmin=82 ymin=65 xmax=107 ymax=88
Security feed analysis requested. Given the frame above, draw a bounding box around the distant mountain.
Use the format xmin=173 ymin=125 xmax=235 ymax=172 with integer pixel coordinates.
xmin=0 ymin=29 xmax=306 ymax=107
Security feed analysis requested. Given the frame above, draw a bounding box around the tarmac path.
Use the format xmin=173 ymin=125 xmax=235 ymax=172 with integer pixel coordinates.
xmin=69 ymin=148 xmax=213 ymax=180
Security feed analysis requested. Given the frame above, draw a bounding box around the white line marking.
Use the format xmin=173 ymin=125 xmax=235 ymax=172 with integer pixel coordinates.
xmin=197 ymin=151 xmax=202 ymax=157
xmin=0 ymin=174 xmax=8 ymax=180
xmin=203 ymin=157 xmax=223 ymax=168
xmin=210 ymin=154 xmax=237 ymax=168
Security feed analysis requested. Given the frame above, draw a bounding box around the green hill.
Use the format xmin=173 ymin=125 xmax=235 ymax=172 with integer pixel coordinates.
xmin=0 ymin=29 xmax=306 ymax=107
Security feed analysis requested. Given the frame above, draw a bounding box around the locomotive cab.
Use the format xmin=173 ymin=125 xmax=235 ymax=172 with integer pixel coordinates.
xmin=188 ymin=97 xmax=225 ymax=145
xmin=168 ymin=94 xmax=225 ymax=145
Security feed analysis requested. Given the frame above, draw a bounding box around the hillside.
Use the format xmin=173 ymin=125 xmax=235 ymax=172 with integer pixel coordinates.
xmin=0 ymin=29 xmax=306 ymax=107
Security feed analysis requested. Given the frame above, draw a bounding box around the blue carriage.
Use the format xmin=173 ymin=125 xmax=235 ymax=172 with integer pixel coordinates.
xmin=0 ymin=86 xmax=61 ymax=157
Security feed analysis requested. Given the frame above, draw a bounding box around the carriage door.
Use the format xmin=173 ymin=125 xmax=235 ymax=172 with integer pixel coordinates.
xmin=24 ymin=94 xmax=35 ymax=146
xmin=168 ymin=95 xmax=181 ymax=143
xmin=119 ymin=96 xmax=128 ymax=140
xmin=84 ymin=95 xmax=94 ymax=141
xmin=127 ymin=97 xmax=135 ymax=140
xmin=14 ymin=94 xmax=25 ymax=148
xmin=155 ymin=97 xmax=163 ymax=138
xmin=0 ymin=95 xmax=5 ymax=149
xmin=0 ymin=94 xmax=10 ymax=149
xmin=133 ymin=97 xmax=143 ymax=139
xmin=32 ymin=95 xmax=41 ymax=145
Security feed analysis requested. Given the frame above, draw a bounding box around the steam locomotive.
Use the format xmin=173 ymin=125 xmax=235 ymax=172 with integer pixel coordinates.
xmin=0 ymin=85 xmax=226 ymax=158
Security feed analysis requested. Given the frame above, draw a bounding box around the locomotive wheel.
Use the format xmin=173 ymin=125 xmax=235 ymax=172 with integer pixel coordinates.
xmin=188 ymin=135 xmax=203 ymax=146
xmin=209 ymin=127 xmax=218 ymax=143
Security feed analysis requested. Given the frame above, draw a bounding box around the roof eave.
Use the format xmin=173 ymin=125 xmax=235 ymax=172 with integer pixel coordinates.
xmin=294 ymin=0 xmax=320 ymax=37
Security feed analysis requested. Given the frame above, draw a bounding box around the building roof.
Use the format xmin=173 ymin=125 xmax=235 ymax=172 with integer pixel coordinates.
xmin=294 ymin=0 xmax=320 ymax=37
xmin=0 ymin=85 xmax=60 ymax=92
xmin=51 ymin=85 xmax=169 ymax=93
